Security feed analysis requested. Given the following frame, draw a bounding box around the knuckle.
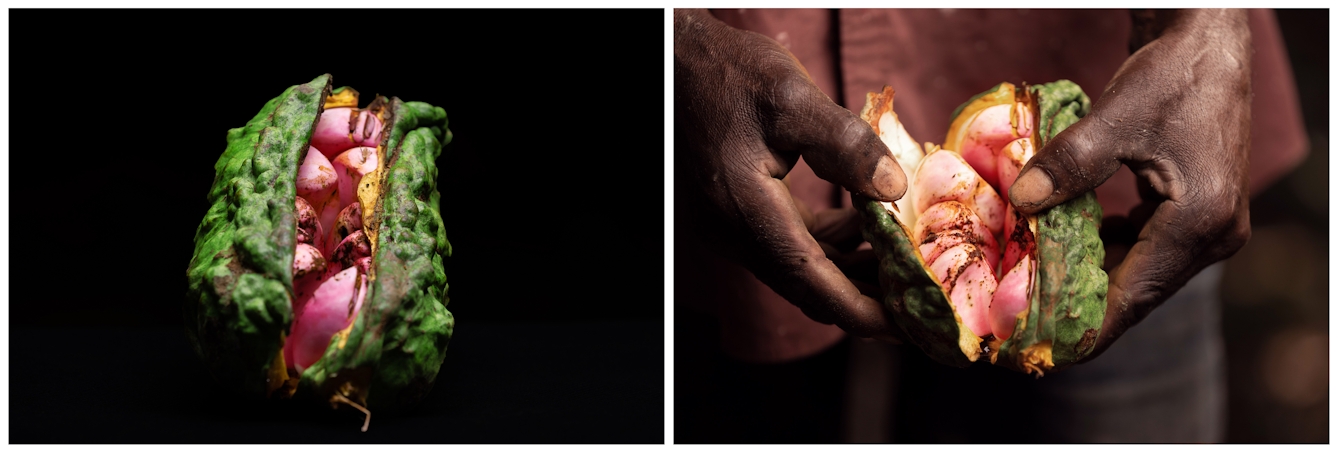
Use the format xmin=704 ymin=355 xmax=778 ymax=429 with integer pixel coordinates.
xmin=1202 ymin=187 xmax=1242 ymax=225
xmin=832 ymin=113 xmax=875 ymax=156
xmin=1046 ymin=130 xmax=1108 ymax=189
xmin=760 ymin=245 xmax=828 ymax=293
xmin=1231 ymin=216 xmax=1251 ymax=246
xmin=769 ymin=243 xmax=822 ymax=275
xmin=760 ymin=69 xmax=815 ymax=115
xmin=1034 ymin=132 xmax=1079 ymax=174
xmin=804 ymin=113 xmax=876 ymax=180
xmin=1197 ymin=184 xmax=1251 ymax=258
xmin=1219 ymin=210 xmax=1252 ymax=254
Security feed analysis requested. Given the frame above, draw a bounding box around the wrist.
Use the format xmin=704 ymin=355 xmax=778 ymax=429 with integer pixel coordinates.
xmin=674 ymin=9 xmax=725 ymax=69
xmin=674 ymin=9 xmax=719 ymax=42
xmin=1122 ymin=9 xmax=1252 ymax=97
xmin=1129 ymin=9 xmax=1249 ymax=53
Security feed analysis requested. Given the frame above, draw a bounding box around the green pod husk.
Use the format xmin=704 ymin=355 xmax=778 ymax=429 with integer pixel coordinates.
xmin=992 ymin=81 xmax=1104 ymax=375
xmin=185 ymin=74 xmax=454 ymax=415
xmin=854 ymin=80 xmax=1106 ymax=375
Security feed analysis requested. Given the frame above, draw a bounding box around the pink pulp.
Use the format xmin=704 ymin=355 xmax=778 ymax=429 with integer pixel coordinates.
xmin=284 ymin=106 xmax=383 ymax=373
xmin=911 ymin=102 xmax=1037 ymax=340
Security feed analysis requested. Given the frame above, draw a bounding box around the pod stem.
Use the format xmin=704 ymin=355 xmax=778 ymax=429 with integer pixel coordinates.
xmin=331 ymin=393 xmax=371 ymax=432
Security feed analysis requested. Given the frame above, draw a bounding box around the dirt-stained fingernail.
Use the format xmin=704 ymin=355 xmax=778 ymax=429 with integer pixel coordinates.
xmin=1010 ymin=167 xmax=1054 ymax=208
xmin=872 ymin=154 xmax=907 ymax=202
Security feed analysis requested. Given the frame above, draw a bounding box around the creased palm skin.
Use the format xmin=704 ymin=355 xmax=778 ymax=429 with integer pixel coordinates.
xmin=1009 ymin=9 xmax=1253 ymax=363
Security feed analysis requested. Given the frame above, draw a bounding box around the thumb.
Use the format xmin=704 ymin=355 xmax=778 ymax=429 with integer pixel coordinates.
xmin=1008 ymin=112 xmax=1127 ymax=214
xmin=766 ymin=78 xmax=907 ymax=203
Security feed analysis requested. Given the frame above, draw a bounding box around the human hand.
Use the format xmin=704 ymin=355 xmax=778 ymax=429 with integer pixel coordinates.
xmin=1008 ymin=9 xmax=1252 ymax=361
xmin=674 ymin=9 xmax=906 ymax=340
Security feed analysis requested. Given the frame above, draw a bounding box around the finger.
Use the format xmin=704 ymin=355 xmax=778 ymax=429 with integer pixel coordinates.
xmin=818 ymin=243 xmax=903 ymax=344
xmin=762 ymin=73 xmax=907 ymax=203
xmin=729 ymin=173 xmax=896 ymax=339
xmin=786 ymin=182 xmax=818 ymax=232
xmin=818 ymin=244 xmax=898 ymax=342
xmin=1009 ymin=110 xmax=1131 ymax=215
xmin=1088 ymin=196 xmax=1250 ymax=360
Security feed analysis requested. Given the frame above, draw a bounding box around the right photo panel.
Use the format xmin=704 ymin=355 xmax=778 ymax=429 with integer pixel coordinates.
xmin=674 ymin=8 xmax=1328 ymax=443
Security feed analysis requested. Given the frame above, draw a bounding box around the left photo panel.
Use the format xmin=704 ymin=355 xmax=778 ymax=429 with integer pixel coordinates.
xmin=8 ymin=8 xmax=665 ymax=443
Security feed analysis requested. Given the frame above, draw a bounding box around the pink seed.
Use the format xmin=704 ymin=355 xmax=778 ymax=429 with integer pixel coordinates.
xmin=912 ymin=150 xmax=978 ymax=215
xmin=332 ymin=147 xmax=378 ymax=211
xmin=332 ymin=202 xmax=363 ymax=245
xmin=291 ymin=243 xmax=327 ymax=317
xmin=999 ymin=205 xmax=1036 ymax=276
xmin=324 ymin=230 xmax=371 ymax=280
xmin=959 ymin=103 xmax=1032 ymax=188
xmin=296 ymin=147 xmax=336 ymax=201
xmin=914 ymin=201 xmax=999 ymax=256
xmin=282 ymin=266 xmax=367 ymax=372
xmin=294 ymin=197 xmax=322 ymax=247
xmin=990 ymin=256 xmax=1033 ymax=340
xmin=995 ymin=138 xmax=1035 ymax=201
xmin=310 ymin=108 xmax=384 ymax=158
xmin=911 ymin=150 xmax=1004 ymax=236
xmin=920 ymin=229 xmax=998 ymax=273
xmin=928 ymin=243 xmax=997 ymax=337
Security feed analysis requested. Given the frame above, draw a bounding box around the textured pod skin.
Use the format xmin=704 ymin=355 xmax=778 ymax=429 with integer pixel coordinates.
xmin=992 ymin=81 xmax=1104 ymax=375
xmin=185 ymin=74 xmax=454 ymax=413
xmin=993 ymin=191 xmax=1104 ymax=374
xmin=854 ymin=80 xmax=1106 ymax=375
xmin=185 ymin=76 xmax=323 ymax=397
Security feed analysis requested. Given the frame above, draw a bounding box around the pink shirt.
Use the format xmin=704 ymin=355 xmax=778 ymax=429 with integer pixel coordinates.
xmin=685 ymin=9 xmax=1308 ymax=362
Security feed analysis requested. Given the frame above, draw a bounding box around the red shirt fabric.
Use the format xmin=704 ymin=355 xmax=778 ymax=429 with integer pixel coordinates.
xmin=689 ymin=8 xmax=1308 ymax=363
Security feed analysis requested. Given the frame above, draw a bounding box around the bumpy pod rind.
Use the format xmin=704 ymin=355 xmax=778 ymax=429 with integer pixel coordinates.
xmin=993 ymin=81 xmax=1104 ymax=375
xmin=1029 ymin=80 xmax=1091 ymax=151
xmin=185 ymin=74 xmax=330 ymax=397
xmin=188 ymin=74 xmax=454 ymax=409
xmin=993 ymin=191 xmax=1104 ymax=374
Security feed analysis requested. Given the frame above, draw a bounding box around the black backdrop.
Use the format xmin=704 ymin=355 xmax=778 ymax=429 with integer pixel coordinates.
xmin=11 ymin=9 xmax=664 ymax=443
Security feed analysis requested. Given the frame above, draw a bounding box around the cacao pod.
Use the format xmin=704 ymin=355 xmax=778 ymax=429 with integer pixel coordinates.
xmin=854 ymin=81 xmax=1105 ymax=376
xmin=184 ymin=74 xmax=454 ymax=429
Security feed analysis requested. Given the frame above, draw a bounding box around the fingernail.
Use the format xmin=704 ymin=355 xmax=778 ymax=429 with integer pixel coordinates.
xmin=872 ymin=155 xmax=907 ymax=202
xmin=1010 ymin=167 xmax=1054 ymax=208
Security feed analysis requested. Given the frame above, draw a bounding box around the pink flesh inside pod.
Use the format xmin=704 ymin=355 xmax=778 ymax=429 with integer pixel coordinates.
xmin=284 ymin=105 xmax=381 ymax=373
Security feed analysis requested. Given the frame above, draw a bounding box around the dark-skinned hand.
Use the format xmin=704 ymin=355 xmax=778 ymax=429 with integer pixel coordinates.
xmin=674 ymin=8 xmax=906 ymax=341
xmin=1009 ymin=9 xmax=1253 ymax=362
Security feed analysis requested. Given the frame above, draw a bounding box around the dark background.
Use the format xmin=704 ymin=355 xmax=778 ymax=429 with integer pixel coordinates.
xmin=1219 ymin=8 xmax=1329 ymax=443
xmin=10 ymin=9 xmax=664 ymax=443
xmin=675 ymin=8 xmax=1328 ymax=444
